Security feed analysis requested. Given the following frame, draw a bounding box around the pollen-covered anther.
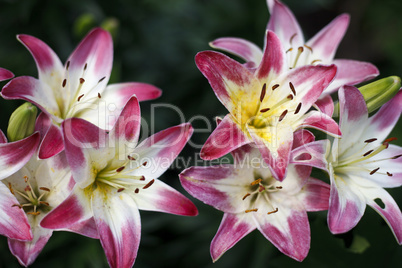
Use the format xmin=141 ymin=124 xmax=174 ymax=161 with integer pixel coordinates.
xmin=77 ymin=94 xmax=84 ymax=102
xmin=365 ymin=138 xmax=377 ymax=143
xmin=260 ymin=83 xmax=267 ymax=102
xmin=84 ymin=63 xmax=88 ymax=71
xmin=294 ymin=102 xmax=302 ymax=115
xmin=116 ymin=166 xmax=125 ymax=172
xmin=62 ymin=79 xmax=67 ymax=87
xmin=289 ymin=33 xmax=297 ymax=46
xmin=391 ymin=154 xmax=402 ymax=159
xmin=27 ymin=211 xmax=40 ymax=216
xmin=242 ymin=193 xmax=250 ymax=200
xmin=134 ymin=188 xmax=139 ymax=193
xmin=279 ymin=110 xmax=288 ymax=122
xmin=272 ymin=84 xmax=280 ymax=91
xmin=289 ymin=82 xmax=296 ymax=95
xmin=267 ymin=208 xmax=279 ymax=215
xmin=370 ymin=167 xmax=380 ymax=175
xmin=260 ymin=108 xmax=270 ymax=113
xmin=143 ymin=179 xmax=155 ymax=189
xmin=8 ymin=183 xmax=14 ymax=195
xmin=363 ymin=150 xmax=374 ymax=157
xmin=99 ymin=76 xmax=106 ymax=83
xmin=251 ymin=178 xmax=262 ymax=186
xmin=39 ymin=187 xmax=50 ymax=192
xmin=384 ymin=137 xmax=397 ymax=143
xmin=387 ymin=172 xmax=393 ymax=176
xmin=276 ymin=186 xmax=283 ymax=189
xmin=39 ymin=201 xmax=50 ymax=206
xmin=142 ymin=161 xmax=148 ymax=166
xmin=127 ymin=155 xmax=136 ymax=161
xmin=98 ymin=92 xmax=101 ymax=98
xmin=310 ymin=59 xmax=322 ymax=65
xmin=66 ymin=61 xmax=70 ymax=70
xmin=245 ymin=208 xmax=258 ymax=213
xmin=23 ymin=175 xmax=28 ymax=183
xmin=79 ymin=78 xmax=85 ymax=84
xmin=286 ymin=47 xmax=293 ymax=53
xmin=304 ymin=44 xmax=313 ymax=52
xmin=117 ymin=188 xmax=125 ymax=193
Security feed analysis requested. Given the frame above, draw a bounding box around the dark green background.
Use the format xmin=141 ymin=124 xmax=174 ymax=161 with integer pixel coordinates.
xmin=0 ymin=0 xmax=401 ymax=267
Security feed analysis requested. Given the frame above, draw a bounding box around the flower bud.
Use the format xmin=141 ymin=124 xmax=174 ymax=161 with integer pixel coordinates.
xmin=7 ymin=102 xmax=37 ymax=142
xmin=359 ymin=76 xmax=401 ymax=113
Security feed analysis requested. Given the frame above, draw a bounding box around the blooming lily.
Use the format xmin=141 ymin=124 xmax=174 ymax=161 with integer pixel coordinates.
xmin=3 ymin=152 xmax=77 ymax=267
xmin=0 ymin=130 xmax=40 ymax=242
xmin=210 ymin=0 xmax=378 ymax=94
xmin=180 ymin=133 xmax=330 ymax=262
xmin=1 ymin=28 xmax=162 ymax=159
xmin=325 ymin=85 xmax=402 ymax=244
xmin=196 ymin=30 xmax=340 ymax=180
xmin=40 ymin=96 xmax=198 ymax=268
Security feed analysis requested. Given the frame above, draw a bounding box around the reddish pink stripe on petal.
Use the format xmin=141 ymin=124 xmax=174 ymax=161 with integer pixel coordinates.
xmin=256 ymin=31 xmax=286 ymax=80
xmin=0 ymin=67 xmax=14 ymax=81
xmin=111 ymin=96 xmax=141 ymax=144
xmin=210 ymin=37 xmax=263 ymax=64
xmin=38 ymin=124 xmax=64 ymax=159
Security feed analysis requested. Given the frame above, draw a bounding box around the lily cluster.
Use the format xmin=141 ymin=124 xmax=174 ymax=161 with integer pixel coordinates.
xmin=181 ymin=0 xmax=402 ymax=263
xmin=0 ymin=0 xmax=401 ymax=267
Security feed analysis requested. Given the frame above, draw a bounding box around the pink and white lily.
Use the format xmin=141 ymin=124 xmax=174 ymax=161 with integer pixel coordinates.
xmin=0 ymin=130 xmax=40 ymax=243
xmin=325 ymin=85 xmax=402 ymax=244
xmin=3 ymin=152 xmax=75 ymax=267
xmin=180 ymin=138 xmax=330 ymax=262
xmin=1 ymin=28 xmax=161 ymax=159
xmin=210 ymin=0 xmax=378 ymax=94
xmin=196 ymin=30 xmax=340 ymax=180
xmin=40 ymin=96 xmax=197 ymax=268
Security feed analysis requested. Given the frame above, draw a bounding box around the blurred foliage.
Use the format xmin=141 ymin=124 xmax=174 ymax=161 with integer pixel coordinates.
xmin=0 ymin=0 xmax=401 ymax=267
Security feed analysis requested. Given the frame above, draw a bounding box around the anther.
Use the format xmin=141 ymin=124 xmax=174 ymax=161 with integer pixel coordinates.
xmin=12 ymin=204 xmax=22 ymax=209
xmin=128 ymin=155 xmax=136 ymax=160
xmin=62 ymin=79 xmax=67 ymax=87
xmin=391 ymin=154 xmax=402 ymax=159
xmin=363 ymin=150 xmax=374 ymax=157
xmin=287 ymin=94 xmax=293 ymax=100
xmin=387 ymin=172 xmax=393 ymax=177
xmin=77 ymin=94 xmax=84 ymax=102
xmin=304 ymin=44 xmax=313 ymax=52
xmin=245 ymin=209 xmax=258 ymax=213
xmin=364 ymin=138 xmax=377 ymax=143
xmin=99 ymin=77 xmax=106 ymax=83
xmin=24 ymin=175 xmax=28 ymax=183
xmin=27 ymin=211 xmax=40 ymax=216
xmin=272 ymin=84 xmax=280 ymax=91
xmin=8 ymin=183 xmax=14 ymax=195
xmin=310 ymin=59 xmax=321 ymax=65
xmin=66 ymin=61 xmax=70 ymax=70
xmin=242 ymin=193 xmax=250 ymax=200
xmin=279 ymin=110 xmax=288 ymax=122
xmin=260 ymin=108 xmax=270 ymax=113
xmin=39 ymin=201 xmax=49 ymax=206
xmin=289 ymin=33 xmax=297 ymax=45
xmin=251 ymin=178 xmax=262 ymax=186
xmin=117 ymin=188 xmax=125 ymax=192
xmin=84 ymin=63 xmax=88 ymax=71
xmin=286 ymin=48 xmax=293 ymax=53
xmin=384 ymin=137 xmax=397 ymax=143
xmin=260 ymin=83 xmax=266 ymax=102
xmin=142 ymin=161 xmax=148 ymax=166
xmin=39 ymin=187 xmax=50 ymax=192
xmin=116 ymin=166 xmax=125 ymax=172
xmin=134 ymin=188 xmax=139 ymax=193
xmin=143 ymin=179 xmax=155 ymax=189
xmin=140 ymin=176 xmax=145 ymax=181
xmin=98 ymin=93 xmax=101 ymax=98
xmin=267 ymin=208 xmax=279 ymax=215
xmin=79 ymin=78 xmax=85 ymax=84
xmin=370 ymin=167 xmax=380 ymax=175
xmin=276 ymin=186 xmax=282 ymax=189
xmin=289 ymin=82 xmax=296 ymax=95
xmin=294 ymin=102 xmax=302 ymax=114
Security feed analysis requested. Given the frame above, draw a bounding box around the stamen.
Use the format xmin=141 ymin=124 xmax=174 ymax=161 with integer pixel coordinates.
xmin=304 ymin=44 xmax=313 ymax=52
xmin=251 ymin=178 xmax=262 ymax=186
xmin=117 ymin=188 xmax=125 ymax=192
xmin=363 ymin=150 xmax=374 ymax=157
xmin=77 ymin=94 xmax=84 ymax=102
xmin=286 ymin=48 xmax=293 ymax=53
xmin=12 ymin=204 xmax=22 ymax=209
xmin=370 ymin=167 xmax=380 ymax=175
xmin=279 ymin=110 xmax=288 ymax=122
xmin=99 ymin=77 xmax=106 ymax=83
xmin=66 ymin=61 xmax=70 ymax=70
xmin=128 ymin=155 xmax=136 ymax=160
xmin=116 ymin=166 xmax=125 ymax=173
xmin=242 ymin=193 xmax=251 ymax=200
xmin=8 ymin=183 xmax=14 ymax=195
xmin=272 ymin=84 xmax=279 ymax=91
xmin=79 ymin=78 xmax=85 ymax=84
xmin=289 ymin=33 xmax=297 ymax=46
xmin=84 ymin=63 xmax=88 ymax=71
xmin=276 ymin=186 xmax=283 ymax=189
xmin=260 ymin=108 xmax=270 ymax=113
xmin=24 ymin=175 xmax=28 ymax=183
xmin=294 ymin=102 xmax=302 ymax=114
xmin=98 ymin=93 xmax=101 ymax=98
xmin=143 ymin=179 xmax=155 ymax=189
xmin=267 ymin=208 xmax=279 ymax=215
xmin=289 ymin=82 xmax=296 ymax=95
xmin=142 ymin=161 xmax=148 ymax=166
xmin=39 ymin=187 xmax=50 ymax=192
xmin=260 ymin=83 xmax=266 ymax=102
xmin=387 ymin=172 xmax=393 ymax=177
xmin=39 ymin=201 xmax=49 ymax=206
xmin=391 ymin=154 xmax=402 ymax=159
xmin=310 ymin=59 xmax=322 ymax=65
xmin=134 ymin=188 xmax=139 ymax=193
xmin=245 ymin=208 xmax=258 ymax=213
xmin=27 ymin=211 xmax=40 ymax=216
xmin=62 ymin=79 xmax=67 ymax=87
xmin=364 ymin=138 xmax=377 ymax=143
xmin=384 ymin=137 xmax=397 ymax=143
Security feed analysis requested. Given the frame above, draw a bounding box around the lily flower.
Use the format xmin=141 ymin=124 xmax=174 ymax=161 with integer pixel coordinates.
xmin=40 ymin=96 xmax=198 ymax=268
xmin=180 ymin=135 xmax=330 ymax=262
xmin=325 ymin=85 xmax=402 ymax=244
xmin=0 ymin=130 xmax=40 ymax=243
xmin=1 ymin=28 xmax=162 ymax=159
xmin=210 ymin=0 xmax=378 ymax=94
xmin=196 ymin=30 xmax=339 ymax=180
xmin=3 ymin=152 xmax=77 ymax=267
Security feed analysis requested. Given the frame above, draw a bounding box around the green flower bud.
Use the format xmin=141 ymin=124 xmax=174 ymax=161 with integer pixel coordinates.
xmin=359 ymin=76 xmax=401 ymax=113
xmin=7 ymin=102 xmax=37 ymax=142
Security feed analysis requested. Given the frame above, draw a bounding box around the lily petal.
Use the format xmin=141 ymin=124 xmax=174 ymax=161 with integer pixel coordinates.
xmin=133 ymin=179 xmax=197 ymax=216
xmin=306 ymin=14 xmax=350 ymax=62
xmin=290 ymin=140 xmax=330 ymax=170
xmin=92 ymin=186 xmax=141 ymax=268
xmin=34 ymin=112 xmax=52 ymax=139
xmin=0 ymin=132 xmax=40 ymax=180
xmin=0 ymin=67 xmax=14 ymax=81
xmin=209 ymin=37 xmax=263 ymax=65
xmin=201 ymin=115 xmax=250 ymax=160
xmin=210 ymin=213 xmax=255 ymax=262
xmin=326 ymin=59 xmax=379 ymax=94
xmin=298 ymin=177 xmax=330 ymax=211
xmin=38 ymin=124 xmax=64 ymax=159
xmin=314 ymin=95 xmax=334 ymax=117
xmin=0 ymin=182 xmax=32 ymax=241
xmin=298 ymin=110 xmax=341 ymax=137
